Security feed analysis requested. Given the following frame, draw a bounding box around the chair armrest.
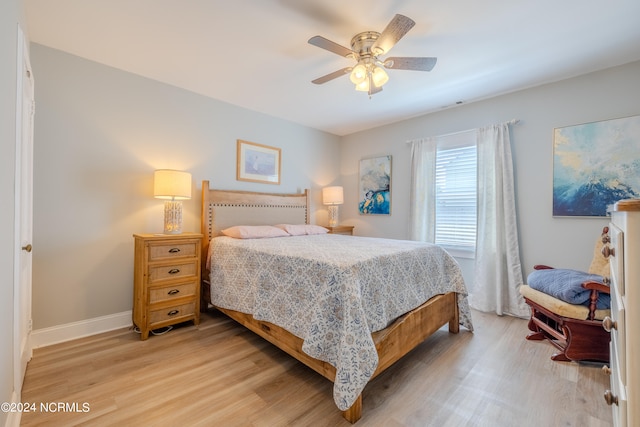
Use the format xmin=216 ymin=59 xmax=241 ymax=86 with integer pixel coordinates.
xmin=533 ymin=264 xmax=554 ymax=270
xmin=582 ymin=280 xmax=610 ymax=320
xmin=582 ymin=280 xmax=610 ymax=294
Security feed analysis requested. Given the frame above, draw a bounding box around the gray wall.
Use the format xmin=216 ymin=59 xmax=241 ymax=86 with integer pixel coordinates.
xmin=30 ymin=42 xmax=640 ymax=333
xmin=1 ymin=0 xmax=27 ymax=423
xmin=31 ymin=44 xmax=340 ymax=329
xmin=340 ymin=60 xmax=640 ymax=288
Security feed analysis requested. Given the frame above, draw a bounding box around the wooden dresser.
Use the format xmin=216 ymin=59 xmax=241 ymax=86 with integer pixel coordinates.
xmin=133 ymin=232 xmax=203 ymax=340
xmin=604 ymin=199 xmax=640 ymax=426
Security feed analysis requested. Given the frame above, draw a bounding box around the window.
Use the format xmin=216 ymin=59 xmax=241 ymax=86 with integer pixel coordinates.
xmin=434 ymin=135 xmax=477 ymax=258
xmin=411 ymin=121 xmax=523 ymax=313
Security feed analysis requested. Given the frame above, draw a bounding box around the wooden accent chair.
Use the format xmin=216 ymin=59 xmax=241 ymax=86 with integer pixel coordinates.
xmin=519 ymin=227 xmax=611 ymax=362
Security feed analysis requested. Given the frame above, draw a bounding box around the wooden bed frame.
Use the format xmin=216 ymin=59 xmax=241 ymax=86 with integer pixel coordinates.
xmin=200 ymin=180 xmax=460 ymax=423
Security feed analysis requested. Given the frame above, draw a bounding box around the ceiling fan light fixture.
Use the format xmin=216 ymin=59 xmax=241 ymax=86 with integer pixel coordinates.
xmin=371 ymin=65 xmax=389 ymax=88
xmin=308 ymin=15 xmax=435 ymax=96
xmin=354 ymin=79 xmax=370 ymax=92
xmin=349 ymin=63 xmax=367 ymax=85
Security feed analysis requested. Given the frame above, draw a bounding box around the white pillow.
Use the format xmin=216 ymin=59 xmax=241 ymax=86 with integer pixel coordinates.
xmin=274 ymin=224 xmax=329 ymax=236
xmin=221 ymin=225 xmax=289 ymax=239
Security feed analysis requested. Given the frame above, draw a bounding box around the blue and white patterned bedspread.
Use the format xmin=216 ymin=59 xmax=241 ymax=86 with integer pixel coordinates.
xmin=208 ymin=234 xmax=473 ymax=410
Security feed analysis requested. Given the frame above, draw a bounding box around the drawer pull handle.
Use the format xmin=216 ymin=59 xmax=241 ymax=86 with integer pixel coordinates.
xmin=168 ymin=289 xmax=180 ymax=295
xmin=167 ymin=310 xmax=179 ymax=316
xmin=602 ymin=316 xmax=617 ymax=332
xmin=169 ymin=248 xmax=181 ymax=253
xmin=168 ymin=268 xmax=180 ymax=274
xmin=602 ymin=365 xmax=611 ymax=376
xmin=604 ymin=390 xmax=618 ymax=406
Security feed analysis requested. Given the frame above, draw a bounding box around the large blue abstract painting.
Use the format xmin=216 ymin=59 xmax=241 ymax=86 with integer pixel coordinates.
xmin=359 ymin=155 xmax=391 ymax=215
xmin=553 ymin=115 xmax=640 ymax=217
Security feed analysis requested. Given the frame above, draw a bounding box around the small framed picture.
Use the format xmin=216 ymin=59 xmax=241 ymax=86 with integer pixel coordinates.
xmin=236 ymin=140 xmax=281 ymax=185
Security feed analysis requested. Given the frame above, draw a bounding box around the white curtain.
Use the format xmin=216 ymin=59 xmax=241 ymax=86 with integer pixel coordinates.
xmin=408 ymin=137 xmax=436 ymax=242
xmin=471 ymin=122 xmax=529 ymax=317
xmin=408 ymin=122 xmax=529 ymax=318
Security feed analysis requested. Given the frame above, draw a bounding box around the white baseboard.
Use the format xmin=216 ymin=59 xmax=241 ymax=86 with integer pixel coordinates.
xmin=31 ymin=311 xmax=132 ymax=348
xmin=3 ymin=391 xmax=21 ymax=427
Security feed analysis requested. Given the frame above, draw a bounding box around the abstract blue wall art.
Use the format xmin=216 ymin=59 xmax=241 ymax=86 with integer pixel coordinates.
xmin=359 ymin=155 xmax=392 ymax=215
xmin=553 ymin=115 xmax=640 ymax=217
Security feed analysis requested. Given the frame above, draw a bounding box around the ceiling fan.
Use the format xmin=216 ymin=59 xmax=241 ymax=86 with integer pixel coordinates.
xmin=308 ymin=14 xmax=437 ymax=96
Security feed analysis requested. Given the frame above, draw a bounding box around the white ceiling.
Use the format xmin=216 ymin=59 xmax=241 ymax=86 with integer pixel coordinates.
xmin=25 ymin=0 xmax=640 ymax=136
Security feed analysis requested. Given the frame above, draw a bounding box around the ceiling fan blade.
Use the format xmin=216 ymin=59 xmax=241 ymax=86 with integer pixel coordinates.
xmin=308 ymin=36 xmax=354 ymax=58
xmin=311 ymin=67 xmax=352 ymax=84
xmin=372 ymin=14 xmax=415 ymax=55
xmin=384 ymin=57 xmax=437 ymax=71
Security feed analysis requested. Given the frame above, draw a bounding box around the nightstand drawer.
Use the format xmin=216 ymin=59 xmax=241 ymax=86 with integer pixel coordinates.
xmin=149 ymin=302 xmax=196 ymax=326
xmin=149 ymin=241 xmax=198 ymax=262
xmin=149 ymin=261 xmax=197 ymax=283
xmin=326 ymin=225 xmax=354 ymax=235
xmin=149 ymin=282 xmax=197 ymax=304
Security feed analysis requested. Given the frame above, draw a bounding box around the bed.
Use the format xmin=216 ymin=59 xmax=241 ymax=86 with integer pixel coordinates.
xmin=200 ymin=181 xmax=473 ymax=422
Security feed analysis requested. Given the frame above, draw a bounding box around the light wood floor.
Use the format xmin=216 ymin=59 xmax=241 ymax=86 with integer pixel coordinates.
xmin=20 ymin=309 xmax=613 ymax=427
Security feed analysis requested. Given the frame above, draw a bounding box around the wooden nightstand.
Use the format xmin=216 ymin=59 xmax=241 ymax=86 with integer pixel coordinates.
xmin=326 ymin=225 xmax=354 ymax=235
xmin=133 ymin=232 xmax=203 ymax=340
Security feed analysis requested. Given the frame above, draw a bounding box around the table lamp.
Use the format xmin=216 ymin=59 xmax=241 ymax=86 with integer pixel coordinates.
xmin=154 ymin=169 xmax=191 ymax=234
xmin=322 ymin=186 xmax=344 ymax=227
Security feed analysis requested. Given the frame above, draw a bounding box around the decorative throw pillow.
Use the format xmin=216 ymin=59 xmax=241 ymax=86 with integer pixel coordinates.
xmin=221 ymin=225 xmax=289 ymax=239
xmin=274 ymin=224 xmax=329 ymax=236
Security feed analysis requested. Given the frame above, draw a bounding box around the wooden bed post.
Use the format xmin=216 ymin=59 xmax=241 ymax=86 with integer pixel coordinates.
xmin=343 ymin=396 xmax=362 ymax=423
xmin=449 ymin=295 xmax=460 ymax=333
xmin=200 ymin=180 xmax=211 ymax=312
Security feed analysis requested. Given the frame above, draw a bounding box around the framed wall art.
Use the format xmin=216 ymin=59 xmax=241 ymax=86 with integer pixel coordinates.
xmin=236 ymin=139 xmax=281 ymax=185
xmin=359 ymin=155 xmax=391 ymax=215
xmin=553 ymin=114 xmax=640 ymax=217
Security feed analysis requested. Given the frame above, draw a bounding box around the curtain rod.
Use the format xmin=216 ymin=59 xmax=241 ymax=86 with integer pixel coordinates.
xmin=406 ymin=119 xmax=520 ymax=142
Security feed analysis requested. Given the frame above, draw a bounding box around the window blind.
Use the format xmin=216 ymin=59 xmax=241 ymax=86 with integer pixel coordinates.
xmin=434 ymin=143 xmax=477 ymax=254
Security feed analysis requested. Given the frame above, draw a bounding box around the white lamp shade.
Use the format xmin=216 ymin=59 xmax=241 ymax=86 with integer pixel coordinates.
xmin=323 ymin=186 xmax=344 ymax=205
xmin=154 ymin=169 xmax=192 ymax=200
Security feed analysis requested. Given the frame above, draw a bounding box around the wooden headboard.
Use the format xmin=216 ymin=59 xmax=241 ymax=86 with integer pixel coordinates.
xmin=200 ymin=180 xmax=310 ymax=278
